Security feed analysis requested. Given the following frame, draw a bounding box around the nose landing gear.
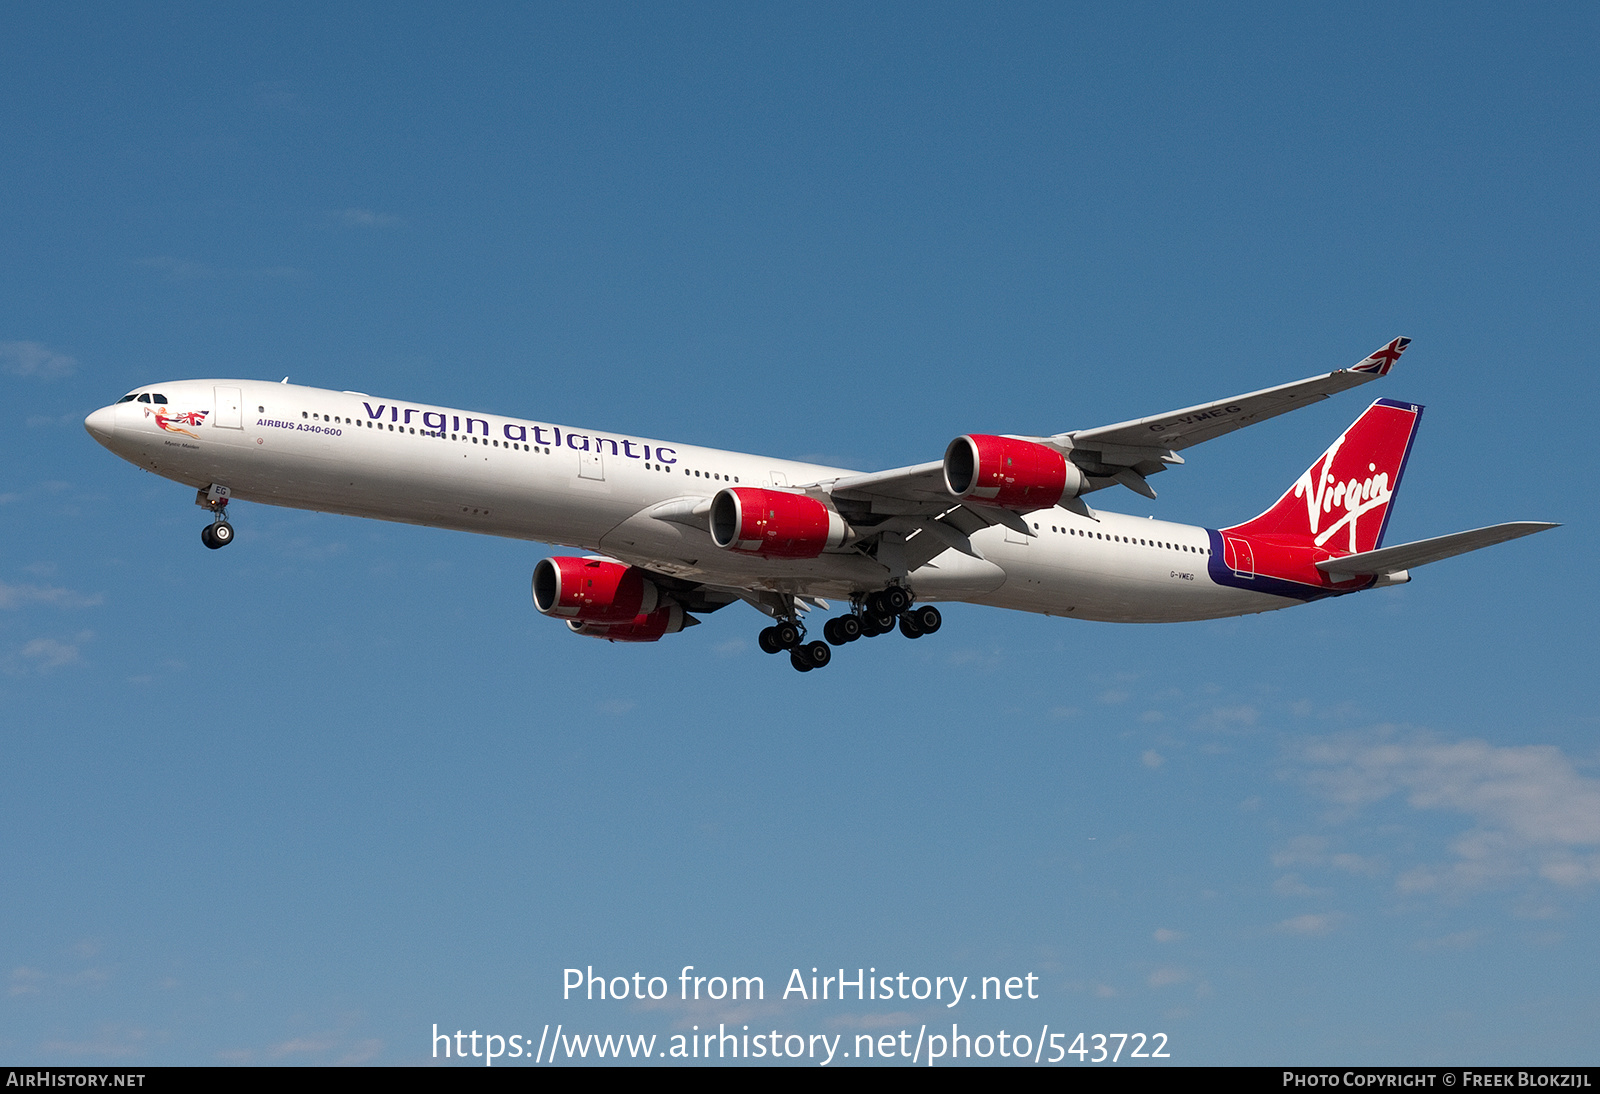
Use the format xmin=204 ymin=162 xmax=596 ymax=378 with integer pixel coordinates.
xmin=197 ymin=484 xmax=235 ymax=549
xmin=200 ymin=521 xmax=234 ymax=549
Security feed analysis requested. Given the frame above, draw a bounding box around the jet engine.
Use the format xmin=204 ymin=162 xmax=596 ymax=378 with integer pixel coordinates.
xmin=943 ymin=434 xmax=1086 ymax=509
xmin=532 ymin=556 xmax=661 ymax=623
xmin=566 ymin=603 xmax=688 ymax=642
xmin=709 ymin=487 xmax=848 ymax=559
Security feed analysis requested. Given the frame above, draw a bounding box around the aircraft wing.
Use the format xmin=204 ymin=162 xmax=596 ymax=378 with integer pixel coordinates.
xmin=824 ymin=461 xmax=949 ymax=515
xmin=1056 ymin=337 xmax=1411 ymax=456
xmin=812 ymin=337 xmax=1413 ymax=513
xmin=1315 ymin=521 xmax=1558 ymax=580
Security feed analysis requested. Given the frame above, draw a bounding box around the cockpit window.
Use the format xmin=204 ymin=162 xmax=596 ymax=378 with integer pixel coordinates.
xmin=151 ymin=393 xmax=167 ymax=404
xmin=137 ymin=393 xmax=151 ymax=403
xmin=117 ymin=393 xmax=139 ymax=403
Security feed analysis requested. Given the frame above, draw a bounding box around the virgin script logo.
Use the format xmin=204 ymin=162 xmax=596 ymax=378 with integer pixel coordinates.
xmin=1292 ymin=432 xmax=1392 ymax=553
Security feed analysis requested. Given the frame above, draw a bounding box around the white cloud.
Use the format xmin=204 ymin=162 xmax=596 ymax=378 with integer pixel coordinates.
xmin=1272 ymin=874 xmax=1320 ymax=897
xmin=1271 ymin=835 xmax=1329 ymax=868
xmin=1153 ymin=928 xmax=1184 ymax=943
xmin=0 ymin=580 xmax=102 ymax=610
xmin=39 ymin=1026 xmax=149 ymax=1059
xmin=1198 ymin=704 xmax=1258 ymax=730
xmin=7 ymin=630 xmax=92 ymax=673
xmin=0 ymin=341 xmax=76 ymax=379
xmin=18 ymin=637 xmax=83 ymax=670
xmin=1277 ymin=912 xmax=1345 ymax=936
xmin=1141 ymin=749 xmax=1165 ymax=769
xmin=1147 ymin=966 xmax=1190 ymax=987
xmin=1298 ymin=727 xmax=1600 ymax=896
xmin=9 ymin=967 xmax=45 ymax=996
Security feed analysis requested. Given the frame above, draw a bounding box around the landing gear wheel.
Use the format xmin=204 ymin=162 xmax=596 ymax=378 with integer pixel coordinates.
xmin=201 ymin=524 xmax=218 ymax=549
xmin=837 ymin=614 xmax=863 ymax=642
xmin=912 ymin=605 xmax=941 ymax=633
xmin=773 ymin=621 xmax=801 ymax=649
xmin=898 ymin=612 xmax=924 ymax=639
xmin=210 ymin=520 xmax=234 ymax=547
xmin=823 ymin=618 xmax=844 ymax=645
xmin=793 ymin=636 xmax=832 ymax=671
xmin=870 ymin=613 xmax=896 ymax=634
xmin=882 ymin=586 xmax=912 ymax=613
xmin=758 ymin=626 xmax=784 ymax=654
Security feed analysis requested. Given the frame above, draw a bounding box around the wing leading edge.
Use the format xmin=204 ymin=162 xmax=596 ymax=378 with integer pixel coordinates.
xmin=814 ymin=337 xmax=1413 ymax=518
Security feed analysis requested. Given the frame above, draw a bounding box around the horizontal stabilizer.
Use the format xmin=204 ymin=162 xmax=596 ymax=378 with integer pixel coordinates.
xmin=1315 ymin=522 xmax=1558 ymax=579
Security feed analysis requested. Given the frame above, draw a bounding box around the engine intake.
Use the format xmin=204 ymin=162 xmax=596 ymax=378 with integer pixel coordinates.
xmin=943 ymin=434 xmax=1085 ymax=509
xmin=532 ymin=556 xmax=660 ymax=623
xmin=709 ymin=487 xmax=847 ymax=559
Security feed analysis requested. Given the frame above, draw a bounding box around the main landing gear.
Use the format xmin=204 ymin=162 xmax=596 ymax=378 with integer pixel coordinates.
xmin=197 ymin=484 xmax=235 ymax=550
xmin=757 ymin=587 xmax=942 ymax=672
xmin=757 ymin=619 xmax=832 ymax=672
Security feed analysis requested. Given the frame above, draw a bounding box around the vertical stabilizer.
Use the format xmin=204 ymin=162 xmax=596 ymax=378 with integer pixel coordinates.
xmin=1223 ymin=399 xmax=1423 ymax=554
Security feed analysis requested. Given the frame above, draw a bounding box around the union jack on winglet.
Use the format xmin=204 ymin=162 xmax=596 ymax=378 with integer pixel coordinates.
xmin=1349 ymin=337 xmax=1411 ymax=376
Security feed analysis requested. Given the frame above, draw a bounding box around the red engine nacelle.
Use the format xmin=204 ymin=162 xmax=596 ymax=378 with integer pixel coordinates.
xmin=943 ymin=434 xmax=1085 ymax=509
xmin=709 ymin=487 xmax=847 ymax=559
xmin=532 ymin=556 xmax=660 ymax=623
xmin=566 ymin=603 xmax=687 ymax=643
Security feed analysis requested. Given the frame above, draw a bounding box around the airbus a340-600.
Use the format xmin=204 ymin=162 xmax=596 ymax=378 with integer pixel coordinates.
xmin=85 ymin=338 xmax=1554 ymax=672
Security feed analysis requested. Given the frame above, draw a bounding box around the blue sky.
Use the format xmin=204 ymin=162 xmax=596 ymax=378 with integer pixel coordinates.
xmin=2 ymin=2 xmax=1595 ymax=1066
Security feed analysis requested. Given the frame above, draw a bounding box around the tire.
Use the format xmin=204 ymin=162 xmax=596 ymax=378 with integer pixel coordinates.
xmin=823 ymin=618 xmax=845 ymax=646
xmin=211 ymin=521 xmax=234 ymax=546
xmin=837 ymin=614 xmax=863 ymax=642
xmin=914 ymin=605 xmax=942 ymax=633
xmin=789 ymin=650 xmax=813 ymax=672
xmin=803 ymin=640 xmax=831 ymax=668
xmin=201 ymin=525 xmax=219 ymax=549
xmin=758 ymin=626 xmax=783 ymax=654
xmin=872 ymin=613 xmax=896 ymax=634
xmin=898 ymin=613 xmax=924 ymax=639
xmin=773 ymin=621 xmax=801 ymax=649
xmin=883 ymin=586 xmax=911 ymax=613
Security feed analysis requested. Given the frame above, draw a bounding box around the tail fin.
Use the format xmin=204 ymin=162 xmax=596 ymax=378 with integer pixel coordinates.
xmin=1224 ymin=399 xmax=1423 ymax=554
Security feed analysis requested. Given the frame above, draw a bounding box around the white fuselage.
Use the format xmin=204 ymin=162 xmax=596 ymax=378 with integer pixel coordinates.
xmin=86 ymin=379 xmax=1295 ymax=625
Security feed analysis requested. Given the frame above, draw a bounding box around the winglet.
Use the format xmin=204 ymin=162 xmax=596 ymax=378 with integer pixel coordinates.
xmin=1349 ymin=337 xmax=1411 ymax=377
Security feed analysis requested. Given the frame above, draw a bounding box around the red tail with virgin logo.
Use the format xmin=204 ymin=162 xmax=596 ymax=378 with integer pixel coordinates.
xmin=1211 ymin=399 xmax=1423 ymax=596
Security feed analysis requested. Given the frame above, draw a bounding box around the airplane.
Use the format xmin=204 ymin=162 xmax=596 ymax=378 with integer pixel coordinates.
xmin=83 ymin=337 xmax=1555 ymax=672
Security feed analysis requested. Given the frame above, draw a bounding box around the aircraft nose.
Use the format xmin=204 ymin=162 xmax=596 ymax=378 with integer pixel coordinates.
xmin=84 ymin=405 xmax=116 ymax=443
